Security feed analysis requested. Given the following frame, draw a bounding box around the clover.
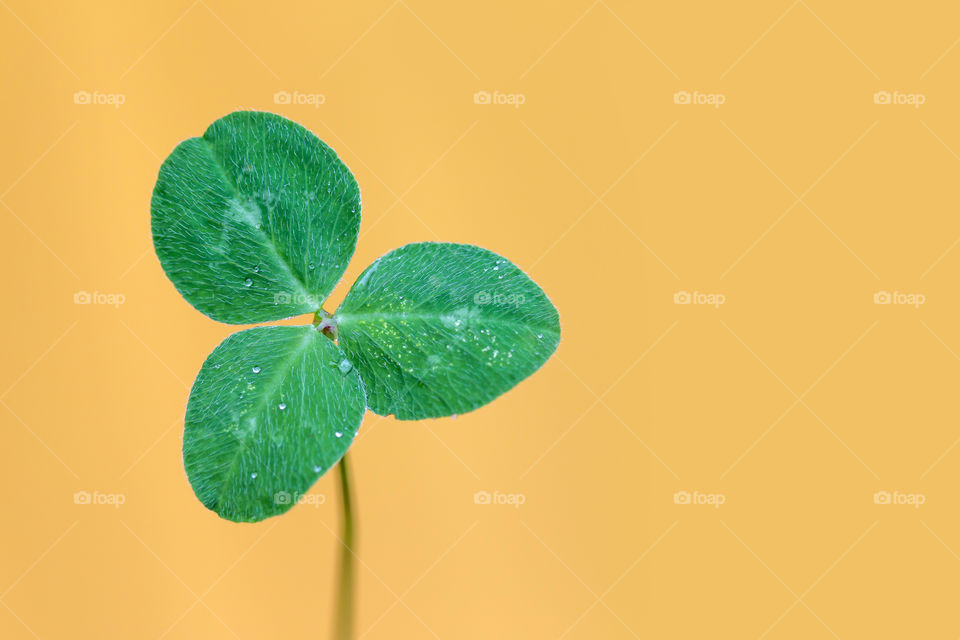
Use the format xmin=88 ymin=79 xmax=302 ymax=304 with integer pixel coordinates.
xmin=151 ymin=110 xmax=560 ymax=635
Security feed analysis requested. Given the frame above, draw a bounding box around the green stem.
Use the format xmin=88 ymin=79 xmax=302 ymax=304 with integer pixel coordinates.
xmin=333 ymin=453 xmax=355 ymax=640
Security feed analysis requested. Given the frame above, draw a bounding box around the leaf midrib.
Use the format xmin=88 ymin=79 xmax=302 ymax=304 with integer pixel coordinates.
xmin=199 ymin=138 xmax=320 ymax=310
xmin=335 ymin=310 xmax=560 ymax=334
xmin=214 ymin=328 xmax=315 ymax=511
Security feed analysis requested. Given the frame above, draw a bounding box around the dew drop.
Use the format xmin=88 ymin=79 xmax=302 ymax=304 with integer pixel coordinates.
xmin=250 ymin=472 xmax=258 ymax=479
xmin=243 ymin=278 xmax=253 ymax=287
xmin=252 ymin=366 xmax=261 ymax=374
xmin=278 ymin=402 xmax=287 ymax=410
xmin=338 ymin=358 xmax=353 ymax=374
xmin=334 ymin=431 xmax=343 ymax=438
xmin=308 ymin=263 xmax=316 ymax=270
xmin=313 ymin=465 xmax=323 ymax=473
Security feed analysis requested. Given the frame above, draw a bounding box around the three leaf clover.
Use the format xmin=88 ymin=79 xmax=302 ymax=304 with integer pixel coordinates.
xmin=152 ymin=111 xmax=560 ymax=522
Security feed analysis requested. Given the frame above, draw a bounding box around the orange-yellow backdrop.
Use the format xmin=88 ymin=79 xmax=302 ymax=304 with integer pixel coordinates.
xmin=3 ymin=1 xmax=960 ymax=638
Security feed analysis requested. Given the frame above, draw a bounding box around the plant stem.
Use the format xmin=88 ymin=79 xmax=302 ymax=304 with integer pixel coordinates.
xmin=333 ymin=453 xmax=355 ymax=640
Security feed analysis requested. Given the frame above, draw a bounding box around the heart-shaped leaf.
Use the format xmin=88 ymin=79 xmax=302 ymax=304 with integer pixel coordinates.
xmin=152 ymin=111 xmax=361 ymax=324
xmin=335 ymin=243 xmax=560 ymax=419
xmin=183 ymin=326 xmax=365 ymax=522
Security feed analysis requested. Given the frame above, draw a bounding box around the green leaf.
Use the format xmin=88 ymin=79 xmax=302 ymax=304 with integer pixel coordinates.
xmin=335 ymin=242 xmax=560 ymax=420
xmin=183 ymin=326 xmax=365 ymax=522
xmin=151 ymin=111 xmax=361 ymax=324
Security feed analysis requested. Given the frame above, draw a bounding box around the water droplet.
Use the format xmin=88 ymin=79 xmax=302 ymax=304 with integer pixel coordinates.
xmin=338 ymin=358 xmax=353 ymax=374
xmin=492 ymin=266 xmax=499 ymax=271
xmin=243 ymin=278 xmax=253 ymax=287
xmin=278 ymin=402 xmax=287 ymax=410
xmin=308 ymin=263 xmax=316 ymax=270
xmin=250 ymin=472 xmax=258 ymax=479
xmin=252 ymin=366 xmax=261 ymax=373
xmin=313 ymin=465 xmax=323 ymax=473
xmin=253 ymin=265 xmax=261 ymax=273
xmin=334 ymin=431 xmax=343 ymax=438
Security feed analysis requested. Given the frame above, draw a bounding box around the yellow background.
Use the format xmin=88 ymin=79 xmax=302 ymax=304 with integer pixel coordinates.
xmin=2 ymin=1 xmax=960 ymax=637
